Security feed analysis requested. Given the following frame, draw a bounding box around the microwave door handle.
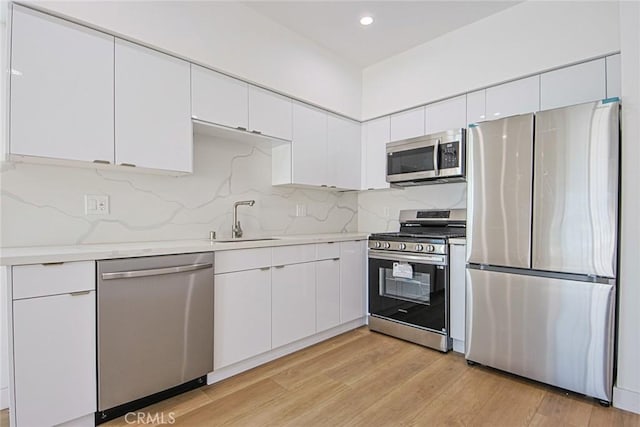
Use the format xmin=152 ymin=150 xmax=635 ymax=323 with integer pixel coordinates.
xmin=433 ymin=139 xmax=440 ymax=176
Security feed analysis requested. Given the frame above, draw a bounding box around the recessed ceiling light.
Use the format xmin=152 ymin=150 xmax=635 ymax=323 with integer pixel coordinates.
xmin=360 ymin=16 xmax=374 ymax=26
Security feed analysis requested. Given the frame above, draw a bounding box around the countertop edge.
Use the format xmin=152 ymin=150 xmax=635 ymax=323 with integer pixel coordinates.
xmin=0 ymin=233 xmax=370 ymax=266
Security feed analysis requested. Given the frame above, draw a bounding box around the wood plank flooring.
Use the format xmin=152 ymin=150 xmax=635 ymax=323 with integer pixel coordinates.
xmin=2 ymin=327 xmax=639 ymax=426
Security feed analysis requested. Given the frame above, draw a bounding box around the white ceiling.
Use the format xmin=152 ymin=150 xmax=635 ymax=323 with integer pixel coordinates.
xmin=244 ymin=1 xmax=521 ymax=68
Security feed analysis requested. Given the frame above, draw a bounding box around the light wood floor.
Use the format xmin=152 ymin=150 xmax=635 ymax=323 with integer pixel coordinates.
xmin=2 ymin=327 xmax=639 ymax=426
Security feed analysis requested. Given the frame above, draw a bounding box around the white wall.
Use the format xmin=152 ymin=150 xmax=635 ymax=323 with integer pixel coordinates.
xmin=362 ymin=1 xmax=620 ymax=119
xmin=24 ymin=0 xmax=362 ymax=119
xmin=613 ymin=0 xmax=640 ymax=414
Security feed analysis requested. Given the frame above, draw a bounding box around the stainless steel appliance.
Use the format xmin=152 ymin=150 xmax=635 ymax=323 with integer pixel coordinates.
xmin=466 ymin=99 xmax=619 ymax=405
xmin=368 ymin=209 xmax=466 ymax=352
xmin=386 ymin=128 xmax=466 ymax=186
xmin=97 ymin=253 xmax=214 ymax=423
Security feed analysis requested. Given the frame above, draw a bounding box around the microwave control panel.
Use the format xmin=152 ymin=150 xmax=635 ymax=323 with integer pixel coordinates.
xmin=440 ymin=141 xmax=460 ymax=168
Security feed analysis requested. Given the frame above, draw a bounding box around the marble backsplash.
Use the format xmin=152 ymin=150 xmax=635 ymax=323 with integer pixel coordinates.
xmin=357 ymin=182 xmax=467 ymax=233
xmin=0 ymin=134 xmax=358 ymax=247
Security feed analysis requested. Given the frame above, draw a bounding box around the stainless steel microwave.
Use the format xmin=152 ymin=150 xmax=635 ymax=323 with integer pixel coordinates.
xmin=386 ymin=128 xmax=466 ymax=186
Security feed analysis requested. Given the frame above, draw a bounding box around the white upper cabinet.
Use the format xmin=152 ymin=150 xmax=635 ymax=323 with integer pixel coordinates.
xmin=606 ymin=54 xmax=621 ymax=99
xmin=540 ymin=58 xmax=606 ymax=111
xmin=191 ymin=65 xmax=248 ymax=130
xmin=362 ymin=117 xmax=391 ymax=190
xmin=115 ymin=39 xmax=192 ymax=173
xmin=466 ymin=90 xmax=487 ymax=126
xmin=328 ymin=115 xmax=361 ymax=190
xmin=291 ymin=103 xmax=328 ymax=187
xmin=248 ymin=86 xmax=292 ymax=141
xmin=425 ymin=95 xmax=467 ymax=134
xmin=390 ymin=106 xmax=425 ymax=142
xmin=10 ymin=6 xmax=114 ymax=163
xmin=486 ymin=75 xmax=540 ymax=119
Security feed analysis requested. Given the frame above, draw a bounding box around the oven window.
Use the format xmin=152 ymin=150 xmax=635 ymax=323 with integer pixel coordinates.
xmin=380 ymin=267 xmax=431 ymax=304
xmin=387 ymin=146 xmax=435 ymax=175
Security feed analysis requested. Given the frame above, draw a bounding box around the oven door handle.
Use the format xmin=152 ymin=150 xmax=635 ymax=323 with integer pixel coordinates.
xmin=369 ymin=250 xmax=447 ymax=266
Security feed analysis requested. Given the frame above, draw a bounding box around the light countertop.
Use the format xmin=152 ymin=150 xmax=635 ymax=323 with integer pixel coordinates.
xmin=0 ymin=233 xmax=369 ymax=266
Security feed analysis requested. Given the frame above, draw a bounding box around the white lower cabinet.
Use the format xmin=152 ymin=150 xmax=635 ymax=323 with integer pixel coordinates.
xmin=316 ymin=258 xmax=341 ymax=332
xmin=449 ymin=243 xmax=466 ymax=352
xmin=213 ymin=240 xmax=366 ymax=371
xmin=272 ymin=263 xmax=317 ymax=348
xmin=214 ymin=268 xmax=271 ymax=369
xmin=11 ymin=262 xmax=96 ymax=427
xmin=340 ymin=241 xmax=367 ymax=323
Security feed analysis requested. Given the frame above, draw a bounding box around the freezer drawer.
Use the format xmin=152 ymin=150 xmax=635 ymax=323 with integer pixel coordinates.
xmin=465 ymin=267 xmax=615 ymax=402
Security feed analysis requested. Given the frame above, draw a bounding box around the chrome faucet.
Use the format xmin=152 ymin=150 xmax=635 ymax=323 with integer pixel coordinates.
xmin=232 ymin=200 xmax=255 ymax=238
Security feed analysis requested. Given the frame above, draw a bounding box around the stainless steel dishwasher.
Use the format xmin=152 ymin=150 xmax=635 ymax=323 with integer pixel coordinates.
xmin=96 ymin=253 xmax=214 ymax=423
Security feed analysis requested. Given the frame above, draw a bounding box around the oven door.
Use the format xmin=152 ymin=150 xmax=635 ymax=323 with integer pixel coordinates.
xmin=368 ymin=251 xmax=448 ymax=334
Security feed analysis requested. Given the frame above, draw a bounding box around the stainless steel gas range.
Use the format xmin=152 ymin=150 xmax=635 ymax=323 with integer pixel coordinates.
xmin=368 ymin=209 xmax=466 ymax=352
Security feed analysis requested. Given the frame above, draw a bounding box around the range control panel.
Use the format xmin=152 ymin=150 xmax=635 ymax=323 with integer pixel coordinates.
xmin=368 ymin=239 xmax=447 ymax=255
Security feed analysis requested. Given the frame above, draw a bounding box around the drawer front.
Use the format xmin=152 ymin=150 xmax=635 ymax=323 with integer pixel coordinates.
xmin=12 ymin=261 xmax=95 ymax=300
xmin=272 ymin=244 xmax=316 ymax=267
xmin=215 ymin=248 xmax=272 ymax=274
xmin=316 ymin=242 xmax=340 ymax=260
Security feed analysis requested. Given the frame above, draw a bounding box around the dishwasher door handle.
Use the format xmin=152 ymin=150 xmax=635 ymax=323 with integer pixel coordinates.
xmin=101 ymin=263 xmax=213 ymax=280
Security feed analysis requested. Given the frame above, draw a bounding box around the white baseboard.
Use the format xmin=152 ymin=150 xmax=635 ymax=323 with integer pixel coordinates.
xmin=0 ymin=387 xmax=7 ymax=410
xmin=613 ymin=385 xmax=640 ymax=414
xmin=207 ymin=318 xmax=366 ymax=385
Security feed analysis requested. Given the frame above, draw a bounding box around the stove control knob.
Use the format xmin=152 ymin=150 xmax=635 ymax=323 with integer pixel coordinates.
xmin=383 ymin=242 xmax=391 ymax=249
xmin=415 ymin=244 xmax=424 ymax=251
xmin=427 ymin=245 xmax=436 ymax=252
xmin=375 ymin=241 xmax=382 ymax=248
xmin=399 ymin=243 xmax=406 ymax=250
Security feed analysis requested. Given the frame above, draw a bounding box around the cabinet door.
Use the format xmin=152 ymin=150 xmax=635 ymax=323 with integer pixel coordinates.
xmin=540 ymin=59 xmax=606 ymax=111
xmin=13 ymin=292 xmax=96 ymax=426
xmin=390 ymin=106 xmax=425 ymax=142
xmin=340 ymin=241 xmax=367 ymax=323
xmin=10 ymin=6 xmax=114 ymax=163
xmin=466 ymin=90 xmax=486 ymax=126
xmin=425 ymin=95 xmax=467 ymax=135
xmin=362 ymin=117 xmax=390 ymax=190
xmin=191 ymin=64 xmax=248 ymax=130
xmin=486 ymin=75 xmax=540 ymax=119
xmin=291 ymin=103 xmax=328 ymax=186
xmin=248 ymin=86 xmax=292 ymax=141
xmin=449 ymin=244 xmax=466 ymax=344
xmin=316 ymin=258 xmax=341 ymax=332
xmin=214 ymin=268 xmax=271 ymax=369
xmin=115 ymin=39 xmax=192 ymax=172
xmin=606 ymin=54 xmax=621 ymax=99
xmin=272 ymin=263 xmax=316 ymax=348
xmin=328 ymin=115 xmax=361 ymax=190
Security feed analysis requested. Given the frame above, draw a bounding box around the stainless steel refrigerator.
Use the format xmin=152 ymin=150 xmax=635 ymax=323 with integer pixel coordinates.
xmin=465 ymin=99 xmax=619 ymax=404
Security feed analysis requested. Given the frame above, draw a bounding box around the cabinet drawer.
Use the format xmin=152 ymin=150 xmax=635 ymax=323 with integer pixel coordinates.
xmin=272 ymin=244 xmax=316 ymax=267
xmin=215 ymin=248 xmax=271 ymax=274
xmin=12 ymin=261 xmax=95 ymax=300
xmin=316 ymin=242 xmax=340 ymax=260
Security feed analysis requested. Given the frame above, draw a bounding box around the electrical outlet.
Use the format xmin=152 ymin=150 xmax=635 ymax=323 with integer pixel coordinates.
xmin=85 ymin=194 xmax=109 ymax=215
xmin=296 ymin=204 xmax=307 ymax=217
